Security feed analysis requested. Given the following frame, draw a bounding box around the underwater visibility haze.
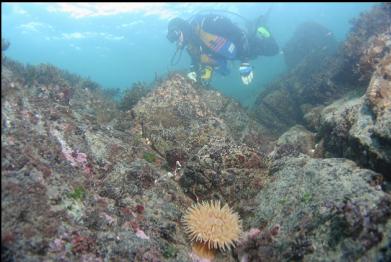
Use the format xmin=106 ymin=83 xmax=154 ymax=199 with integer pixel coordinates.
xmin=2 ymin=2 xmax=391 ymax=262
xmin=2 ymin=2 xmax=375 ymax=105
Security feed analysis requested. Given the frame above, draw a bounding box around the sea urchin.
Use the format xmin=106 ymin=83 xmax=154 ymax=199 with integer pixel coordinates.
xmin=182 ymin=200 xmax=242 ymax=254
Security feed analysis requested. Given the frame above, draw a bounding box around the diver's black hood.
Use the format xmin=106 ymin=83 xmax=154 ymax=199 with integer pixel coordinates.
xmin=167 ymin=17 xmax=192 ymax=45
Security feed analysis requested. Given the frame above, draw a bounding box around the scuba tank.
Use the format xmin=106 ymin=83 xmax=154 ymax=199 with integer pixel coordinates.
xmin=188 ymin=6 xmax=272 ymax=37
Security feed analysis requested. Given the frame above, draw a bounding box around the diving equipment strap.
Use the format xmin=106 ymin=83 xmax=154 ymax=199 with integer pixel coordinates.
xmin=170 ymin=47 xmax=184 ymax=66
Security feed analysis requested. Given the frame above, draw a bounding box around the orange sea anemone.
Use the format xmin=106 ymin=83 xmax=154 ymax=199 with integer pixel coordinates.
xmin=182 ymin=200 xmax=242 ymax=260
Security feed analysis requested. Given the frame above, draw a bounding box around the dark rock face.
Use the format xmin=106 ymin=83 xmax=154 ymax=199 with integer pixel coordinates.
xmin=253 ymin=3 xmax=391 ymax=179
xmin=252 ymin=19 xmax=349 ymax=135
xmin=308 ymin=53 xmax=391 ymax=179
xmin=2 ymin=38 xmax=10 ymax=52
xmin=131 ymin=73 xmax=276 ymax=159
xmin=252 ymin=3 xmax=390 ymax=136
xmin=272 ymin=125 xmax=317 ymax=158
xmin=343 ymin=3 xmax=391 ymax=82
xmin=283 ymin=21 xmax=338 ymax=69
xmin=253 ymin=85 xmax=305 ymax=133
xmin=179 ymin=138 xmax=269 ymax=208
xmin=165 ymin=148 xmax=189 ymax=169
xmin=252 ymin=45 xmax=356 ymax=135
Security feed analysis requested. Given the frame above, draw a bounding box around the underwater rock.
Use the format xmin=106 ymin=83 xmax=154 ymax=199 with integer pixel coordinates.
xmin=2 ymin=38 xmax=10 ymax=51
xmin=343 ymin=3 xmax=391 ymax=82
xmin=283 ymin=21 xmax=338 ymax=69
xmin=118 ymin=81 xmax=150 ymax=111
xmin=355 ymin=31 xmax=391 ymax=82
xmin=179 ymin=137 xmax=270 ymax=219
xmin=303 ymin=105 xmax=325 ymax=131
xmin=235 ymin=226 xmax=282 ymax=262
xmin=319 ymin=98 xmax=391 ymax=179
xmin=271 ymin=125 xmax=317 ymax=158
xmin=253 ymin=85 xmax=304 ymax=134
xmin=2 ymin=56 xmax=272 ymax=261
xmin=252 ymin=3 xmax=391 ymax=137
xmin=252 ymin=42 xmax=355 ymax=136
xmin=248 ymin=155 xmax=390 ymax=261
xmin=0 ymin=58 xmax=198 ymax=261
xmin=100 ymin=159 xmax=162 ymax=199
xmin=314 ymin=53 xmax=391 ymax=178
xmin=131 ymin=73 xmax=276 ymax=160
xmin=165 ymin=148 xmax=189 ymax=169
xmin=2 ymin=5 xmax=389 ymax=260
xmin=365 ymin=53 xmax=391 ymax=119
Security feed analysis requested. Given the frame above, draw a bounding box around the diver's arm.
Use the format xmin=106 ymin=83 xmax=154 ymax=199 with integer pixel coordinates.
xmin=190 ymin=59 xmax=200 ymax=73
xmin=238 ymin=44 xmax=254 ymax=85
xmin=187 ymin=51 xmax=200 ymax=82
xmin=187 ymin=45 xmax=200 ymax=72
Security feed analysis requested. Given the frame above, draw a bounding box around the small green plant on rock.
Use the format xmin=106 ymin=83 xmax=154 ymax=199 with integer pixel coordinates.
xmin=68 ymin=186 xmax=86 ymax=201
xmin=302 ymin=192 xmax=312 ymax=204
xmin=118 ymin=82 xmax=149 ymax=111
xmin=143 ymin=152 xmax=156 ymax=163
xmin=162 ymin=244 xmax=177 ymax=258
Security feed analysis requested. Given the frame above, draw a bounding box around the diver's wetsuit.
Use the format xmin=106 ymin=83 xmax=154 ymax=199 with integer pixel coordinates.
xmin=186 ymin=13 xmax=279 ymax=75
xmin=190 ymin=14 xmax=247 ymax=57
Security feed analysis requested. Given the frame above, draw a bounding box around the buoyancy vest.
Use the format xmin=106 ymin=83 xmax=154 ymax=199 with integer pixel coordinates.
xmin=194 ymin=25 xmax=237 ymax=60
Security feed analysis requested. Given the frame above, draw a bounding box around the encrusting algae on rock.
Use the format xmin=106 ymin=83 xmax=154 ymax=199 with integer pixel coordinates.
xmin=1 ymin=4 xmax=390 ymax=261
xmin=182 ymin=200 xmax=242 ymax=260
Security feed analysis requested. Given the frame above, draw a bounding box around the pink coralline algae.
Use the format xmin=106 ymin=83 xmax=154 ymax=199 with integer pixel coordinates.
xmin=62 ymin=147 xmax=92 ymax=175
xmin=189 ymin=252 xmax=212 ymax=262
xmin=63 ymin=148 xmax=87 ymax=167
xmin=101 ymin=212 xmax=116 ymax=226
xmin=135 ymin=229 xmax=150 ymax=240
xmin=51 ymin=128 xmax=91 ymax=173
xmin=49 ymin=238 xmax=65 ymax=253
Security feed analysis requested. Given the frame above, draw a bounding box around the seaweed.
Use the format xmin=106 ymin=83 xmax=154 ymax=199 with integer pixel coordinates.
xmin=68 ymin=186 xmax=86 ymax=201
xmin=143 ymin=152 xmax=156 ymax=163
xmin=118 ymin=82 xmax=150 ymax=111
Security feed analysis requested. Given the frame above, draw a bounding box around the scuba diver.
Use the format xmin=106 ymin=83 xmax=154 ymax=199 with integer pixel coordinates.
xmin=166 ymin=11 xmax=279 ymax=85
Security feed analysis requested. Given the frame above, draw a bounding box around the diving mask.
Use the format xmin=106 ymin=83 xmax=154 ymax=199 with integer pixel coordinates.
xmin=167 ymin=30 xmax=184 ymax=48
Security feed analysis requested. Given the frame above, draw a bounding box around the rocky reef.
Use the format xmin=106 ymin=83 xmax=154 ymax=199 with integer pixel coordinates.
xmin=1 ymin=3 xmax=391 ymax=262
xmin=305 ymin=53 xmax=391 ymax=178
xmin=244 ymin=155 xmax=390 ymax=261
xmin=1 ymin=56 xmax=275 ymax=261
xmin=253 ymin=3 xmax=391 ymax=178
xmin=252 ymin=3 xmax=390 ymax=135
xmin=283 ymin=21 xmax=338 ymax=69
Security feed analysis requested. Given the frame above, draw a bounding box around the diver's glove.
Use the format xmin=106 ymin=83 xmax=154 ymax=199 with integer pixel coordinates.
xmin=187 ymin=71 xmax=197 ymax=82
xmin=239 ymin=63 xmax=253 ymax=85
xmin=200 ymin=66 xmax=213 ymax=81
xmin=199 ymin=66 xmax=213 ymax=86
